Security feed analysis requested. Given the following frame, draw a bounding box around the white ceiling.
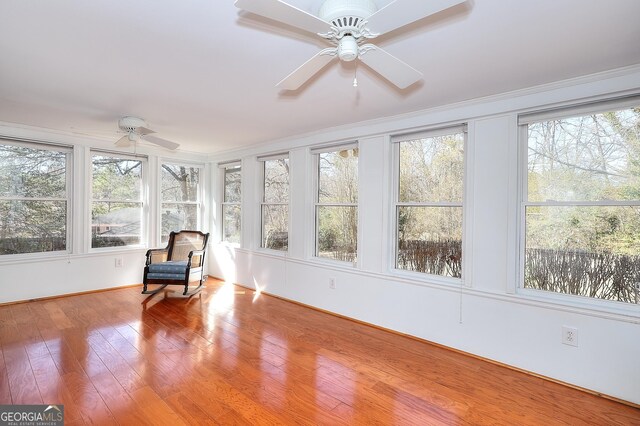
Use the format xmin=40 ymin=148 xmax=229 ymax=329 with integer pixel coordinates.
xmin=1 ymin=0 xmax=639 ymax=154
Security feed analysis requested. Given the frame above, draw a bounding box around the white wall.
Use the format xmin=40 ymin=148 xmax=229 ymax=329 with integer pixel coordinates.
xmin=208 ymin=66 xmax=640 ymax=405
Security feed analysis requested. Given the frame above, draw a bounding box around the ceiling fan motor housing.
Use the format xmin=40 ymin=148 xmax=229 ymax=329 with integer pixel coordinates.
xmin=319 ymin=0 xmax=377 ymax=32
xmin=118 ymin=116 xmax=146 ymax=133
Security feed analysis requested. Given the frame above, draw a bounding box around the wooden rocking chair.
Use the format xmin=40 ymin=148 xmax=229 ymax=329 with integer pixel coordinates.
xmin=142 ymin=230 xmax=210 ymax=296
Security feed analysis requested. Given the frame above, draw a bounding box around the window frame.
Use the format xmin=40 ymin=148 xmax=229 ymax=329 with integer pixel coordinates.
xmin=89 ymin=150 xmax=148 ymax=251
xmin=391 ymin=125 xmax=468 ymax=283
xmin=259 ymin=153 xmax=289 ymax=252
xmin=517 ymin=96 xmax=640 ymax=308
xmin=0 ymin=138 xmax=73 ymax=258
xmin=159 ymin=160 xmax=204 ymax=244
xmin=312 ymin=142 xmax=359 ymax=266
xmin=220 ymin=161 xmax=242 ymax=245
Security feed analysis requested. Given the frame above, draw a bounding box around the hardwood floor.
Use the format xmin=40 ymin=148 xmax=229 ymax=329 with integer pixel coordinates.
xmin=0 ymin=278 xmax=638 ymax=425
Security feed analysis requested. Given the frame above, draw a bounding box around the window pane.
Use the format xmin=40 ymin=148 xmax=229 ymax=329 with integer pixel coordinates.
xmin=91 ymin=202 xmax=142 ymax=248
xmin=318 ymin=149 xmax=358 ymax=203
xmin=399 ymin=134 xmax=464 ymax=203
xmin=223 ymin=204 xmax=241 ymax=244
xmin=92 ymin=156 xmax=142 ymax=201
xmin=317 ymin=206 xmax=357 ymax=262
xmin=528 ymin=108 xmax=640 ymax=202
xmin=224 ymin=167 xmax=241 ymax=203
xmin=262 ymin=205 xmax=288 ymax=251
xmin=264 ymin=159 xmax=289 ymax=203
xmin=525 ymin=206 xmax=640 ymax=303
xmin=396 ymin=206 xmax=462 ymax=278
xmin=161 ymin=164 xmax=199 ymax=202
xmin=0 ymin=144 xmax=67 ymax=198
xmin=0 ymin=200 xmax=66 ymax=254
xmin=161 ymin=203 xmax=199 ymax=242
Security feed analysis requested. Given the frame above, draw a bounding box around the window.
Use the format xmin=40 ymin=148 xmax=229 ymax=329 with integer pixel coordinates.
xmin=393 ymin=126 xmax=466 ymax=278
xmin=314 ymin=144 xmax=358 ymax=263
xmin=221 ymin=163 xmax=241 ymax=244
xmin=260 ymin=155 xmax=289 ymax=251
xmin=160 ymin=163 xmax=202 ymax=243
xmin=0 ymin=140 xmax=71 ymax=255
xmin=520 ymin=98 xmax=640 ymax=304
xmin=91 ymin=152 xmax=145 ymax=248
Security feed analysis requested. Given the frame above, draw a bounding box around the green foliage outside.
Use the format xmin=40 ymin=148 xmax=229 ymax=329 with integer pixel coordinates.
xmin=0 ymin=145 xmax=68 ymax=254
xmin=262 ymin=159 xmax=289 ymax=251
xmin=397 ymin=134 xmax=464 ymax=278
xmin=525 ymin=107 xmax=640 ymax=303
xmin=91 ymin=156 xmax=143 ymax=247
xmin=316 ymin=149 xmax=358 ymax=262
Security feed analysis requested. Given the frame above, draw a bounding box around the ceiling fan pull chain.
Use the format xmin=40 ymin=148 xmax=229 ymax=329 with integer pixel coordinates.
xmin=353 ymin=61 xmax=358 ymax=88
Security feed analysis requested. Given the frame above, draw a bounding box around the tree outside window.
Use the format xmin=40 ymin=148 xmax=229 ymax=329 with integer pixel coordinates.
xmin=222 ymin=164 xmax=241 ymax=244
xmin=261 ymin=157 xmax=289 ymax=251
xmin=394 ymin=128 xmax=465 ymax=278
xmin=522 ymin=103 xmax=640 ymax=304
xmin=161 ymin=163 xmax=201 ymax=243
xmin=315 ymin=146 xmax=358 ymax=263
xmin=91 ymin=153 xmax=144 ymax=248
xmin=0 ymin=142 xmax=70 ymax=255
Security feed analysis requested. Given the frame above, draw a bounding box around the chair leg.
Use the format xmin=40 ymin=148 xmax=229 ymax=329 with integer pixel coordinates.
xmin=142 ymin=284 xmax=168 ymax=295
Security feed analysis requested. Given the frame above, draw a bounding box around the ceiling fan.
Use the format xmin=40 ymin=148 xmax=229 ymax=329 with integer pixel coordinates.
xmin=235 ymin=0 xmax=465 ymax=90
xmin=115 ymin=116 xmax=180 ymax=150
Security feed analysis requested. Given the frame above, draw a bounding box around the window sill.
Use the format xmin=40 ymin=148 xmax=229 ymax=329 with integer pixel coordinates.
xmin=0 ymin=250 xmax=71 ymax=265
xmin=0 ymin=247 xmax=149 ymax=266
xmin=255 ymin=247 xmax=289 ymax=257
xmin=514 ymin=287 xmax=640 ymax=321
xmin=88 ymin=245 xmax=148 ymax=254
xmin=389 ymin=268 xmax=463 ymax=288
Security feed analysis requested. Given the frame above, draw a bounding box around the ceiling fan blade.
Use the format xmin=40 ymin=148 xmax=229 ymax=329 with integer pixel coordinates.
xmin=115 ymin=135 xmax=132 ymax=147
xmin=235 ymin=0 xmax=330 ymax=35
xmin=143 ymin=135 xmax=180 ymax=150
xmin=358 ymin=44 xmax=422 ymax=89
xmin=277 ymin=48 xmax=337 ymax=90
xmin=136 ymin=126 xmax=155 ymax=136
xmin=366 ymin=0 xmax=465 ymax=36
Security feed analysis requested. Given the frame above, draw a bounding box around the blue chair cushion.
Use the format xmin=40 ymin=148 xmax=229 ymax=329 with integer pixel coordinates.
xmin=147 ymin=261 xmax=188 ymax=280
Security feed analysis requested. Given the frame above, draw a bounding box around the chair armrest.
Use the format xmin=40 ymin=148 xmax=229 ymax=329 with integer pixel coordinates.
xmin=188 ymin=250 xmax=206 ymax=268
xmin=145 ymin=248 xmax=169 ymax=266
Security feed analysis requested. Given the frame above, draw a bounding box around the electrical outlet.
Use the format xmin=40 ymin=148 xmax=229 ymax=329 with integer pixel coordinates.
xmin=115 ymin=257 xmax=123 ymax=268
xmin=561 ymin=326 xmax=578 ymax=347
xmin=329 ymin=278 xmax=336 ymax=290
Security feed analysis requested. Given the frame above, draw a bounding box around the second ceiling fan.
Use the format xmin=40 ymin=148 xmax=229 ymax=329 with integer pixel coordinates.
xmin=235 ymin=0 xmax=465 ymax=90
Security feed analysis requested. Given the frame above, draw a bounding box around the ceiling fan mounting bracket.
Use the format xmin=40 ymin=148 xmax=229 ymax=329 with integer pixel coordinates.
xmin=317 ymin=0 xmax=378 ymax=43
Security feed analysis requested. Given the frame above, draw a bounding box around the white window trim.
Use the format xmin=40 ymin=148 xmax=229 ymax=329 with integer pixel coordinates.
xmin=517 ymin=97 xmax=640 ymax=312
xmin=0 ymin=138 xmax=73 ymax=258
xmin=89 ymin=150 xmax=148 ymax=251
xmin=390 ymin=124 xmax=468 ymax=282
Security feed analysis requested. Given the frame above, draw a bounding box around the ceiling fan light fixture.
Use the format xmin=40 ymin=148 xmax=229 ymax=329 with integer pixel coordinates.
xmin=338 ymin=35 xmax=359 ymax=61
